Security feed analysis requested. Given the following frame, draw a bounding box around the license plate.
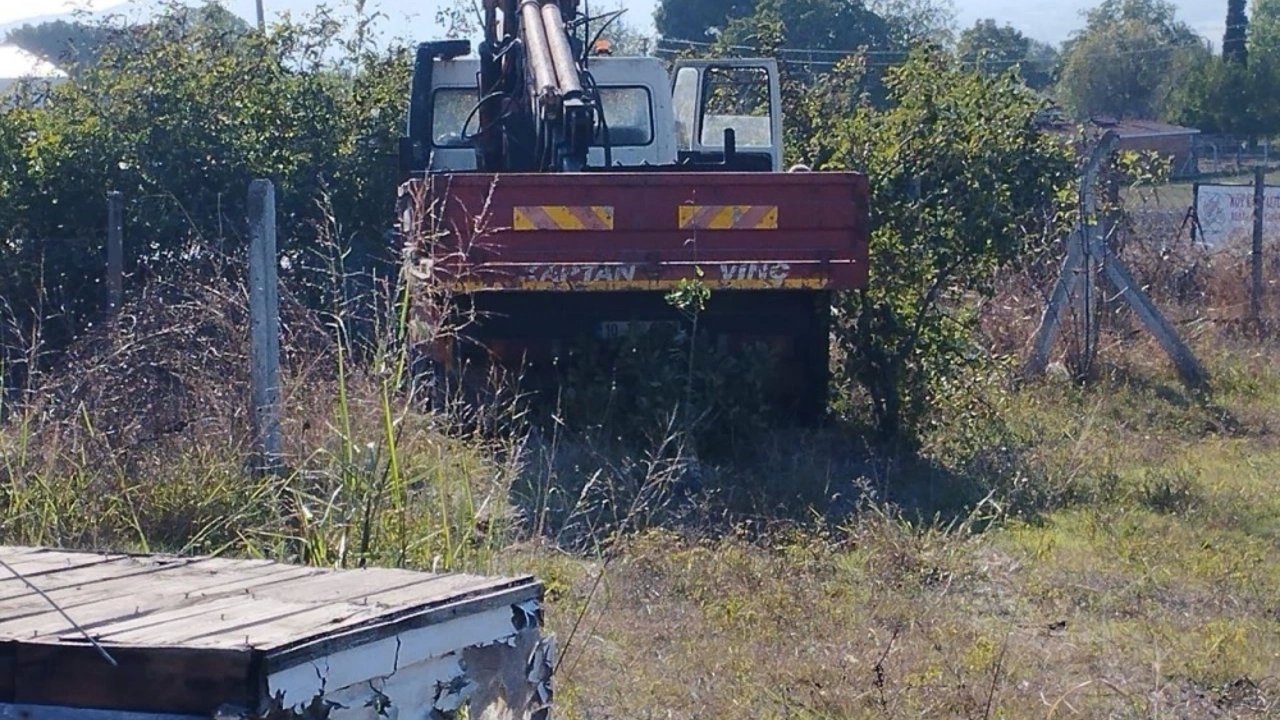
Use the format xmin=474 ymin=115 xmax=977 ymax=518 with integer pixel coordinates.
xmin=596 ymin=321 xmax=674 ymax=340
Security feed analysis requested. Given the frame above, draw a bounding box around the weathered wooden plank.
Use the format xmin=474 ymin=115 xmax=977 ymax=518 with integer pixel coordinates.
xmin=90 ymin=597 xmax=378 ymax=649
xmin=81 ymin=598 xmax=322 ymax=648
xmin=0 ymin=545 xmax=123 ymax=573
xmin=265 ymin=579 xmax=540 ymax=671
xmin=6 ymin=568 xmax=523 ymax=649
xmin=181 ymin=603 xmax=385 ymax=649
xmin=91 ymin=573 xmax=520 ymax=649
xmin=357 ymin=573 xmax=513 ymax=607
xmin=242 ymin=567 xmax=463 ymax=606
xmin=57 ymin=595 xmax=279 ymax=645
xmin=0 ymin=563 xmax=313 ymax=641
xmin=0 ymin=553 xmax=130 ymax=586
xmin=0 ymin=557 xmax=200 ymax=605
xmin=0 ymin=560 xmax=295 ymax=626
xmin=2 ymin=555 xmax=277 ymax=599
xmin=158 ymin=577 xmax=526 ymax=651
xmin=178 ymin=565 xmax=323 ymax=600
xmin=12 ymin=643 xmax=257 ymax=715
xmin=237 ymin=575 xmax=524 ymax=650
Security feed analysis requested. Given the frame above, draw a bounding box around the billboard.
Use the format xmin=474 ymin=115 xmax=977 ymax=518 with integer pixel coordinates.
xmin=1195 ymin=183 xmax=1280 ymax=247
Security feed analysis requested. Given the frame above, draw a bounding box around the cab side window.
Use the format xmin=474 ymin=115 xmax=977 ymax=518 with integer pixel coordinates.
xmin=699 ymin=66 xmax=772 ymax=148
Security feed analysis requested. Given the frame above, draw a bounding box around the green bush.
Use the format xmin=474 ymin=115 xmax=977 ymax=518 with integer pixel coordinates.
xmin=1 ymin=3 xmax=409 ymax=357
xmin=798 ymin=50 xmax=1075 ymax=446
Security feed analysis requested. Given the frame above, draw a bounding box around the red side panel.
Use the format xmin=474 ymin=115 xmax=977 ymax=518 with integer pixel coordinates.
xmin=400 ymin=171 xmax=869 ymax=291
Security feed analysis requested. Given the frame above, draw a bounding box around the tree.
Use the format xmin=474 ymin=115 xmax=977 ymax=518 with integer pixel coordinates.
xmin=1057 ymin=0 xmax=1208 ymax=119
xmin=654 ymin=0 xmax=756 ymax=43
xmin=1225 ymin=0 xmax=1249 ymax=65
xmin=956 ymin=19 xmax=1058 ymax=89
xmin=868 ymin=0 xmax=957 ymax=46
xmin=1250 ymin=0 xmax=1280 ymax=133
xmin=1252 ymin=0 xmax=1280 ymax=63
xmin=1167 ymin=53 xmax=1254 ymax=133
xmin=795 ymin=50 xmax=1074 ymax=443
xmin=716 ymin=0 xmax=896 ymax=52
xmin=656 ymin=0 xmax=900 ymax=54
xmin=0 ymin=5 xmax=410 ymax=356
xmin=1168 ymin=0 xmax=1280 ymax=137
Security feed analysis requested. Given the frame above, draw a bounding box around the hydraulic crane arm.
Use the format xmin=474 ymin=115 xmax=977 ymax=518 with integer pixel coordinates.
xmin=478 ymin=0 xmax=598 ymax=172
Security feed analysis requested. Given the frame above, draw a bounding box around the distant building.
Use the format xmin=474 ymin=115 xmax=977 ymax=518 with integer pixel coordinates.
xmin=1089 ymin=117 xmax=1201 ymax=179
xmin=1039 ymin=113 xmax=1202 ymax=179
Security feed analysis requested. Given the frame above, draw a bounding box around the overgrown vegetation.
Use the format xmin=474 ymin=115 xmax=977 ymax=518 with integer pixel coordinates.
xmin=2 ymin=2 xmax=408 ymax=364
xmin=796 ymin=50 xmax=1074 ymax=443
xmin=2 ymin=1 xmax=1280 ymax=718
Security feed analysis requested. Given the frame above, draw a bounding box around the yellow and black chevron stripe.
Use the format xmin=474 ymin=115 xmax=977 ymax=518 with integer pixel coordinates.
xmin=513 ymin=206 xmax=615 ymax=231
xmin=678 ymin=205 xmax=779 ymax=230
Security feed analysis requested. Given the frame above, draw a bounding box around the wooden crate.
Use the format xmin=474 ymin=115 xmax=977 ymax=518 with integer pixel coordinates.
xmin=0 ymin=547 xmax=550 ymax=719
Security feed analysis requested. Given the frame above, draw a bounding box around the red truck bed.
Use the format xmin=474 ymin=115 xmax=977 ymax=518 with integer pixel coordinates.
xmin=399 ymin=171 xmax=870 ymax=292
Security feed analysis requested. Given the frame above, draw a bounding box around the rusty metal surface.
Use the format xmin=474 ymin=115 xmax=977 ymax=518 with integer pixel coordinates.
xmin=400 ymin=171 xmax=870 ymax=292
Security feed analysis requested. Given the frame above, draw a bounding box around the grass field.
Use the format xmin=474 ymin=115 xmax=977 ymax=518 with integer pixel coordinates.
xmin=2 ymin=268 xmax=1279 ymax=719
xmin=527 ymin=335 xmax=1280 ymax=719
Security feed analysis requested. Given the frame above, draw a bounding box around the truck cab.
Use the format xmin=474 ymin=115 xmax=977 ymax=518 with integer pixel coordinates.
xmin=415 ymin=53 xmax=785 ymax=174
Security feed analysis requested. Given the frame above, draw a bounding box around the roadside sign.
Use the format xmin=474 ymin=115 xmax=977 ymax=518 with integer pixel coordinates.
xmin=1195 ymin=182 xmax=1280 ymax=246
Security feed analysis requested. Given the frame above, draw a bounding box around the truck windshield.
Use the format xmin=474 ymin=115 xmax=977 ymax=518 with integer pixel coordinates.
xmin=595 ymin=87 xmax=653 ymax=146
xmin=431 ymin=86 xmax=653 ymax=148
xmin=432 ymin=88 xmax=475 ymax=148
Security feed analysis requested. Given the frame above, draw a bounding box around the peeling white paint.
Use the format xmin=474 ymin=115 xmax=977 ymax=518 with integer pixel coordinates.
xmin=320 ymin=654 xmax=465 ymax=720
xmin=267 ymin=605 xmax=546 ymax=719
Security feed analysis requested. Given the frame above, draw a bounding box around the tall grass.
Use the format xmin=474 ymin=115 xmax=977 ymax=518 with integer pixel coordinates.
xmin=3 ymin=174 xmax=1280 ymax=718
xmin=0 ymin=229 xmax=523 ymax=573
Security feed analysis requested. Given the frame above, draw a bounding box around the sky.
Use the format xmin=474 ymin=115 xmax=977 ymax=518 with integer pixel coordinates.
xmin=0 ymin=0 xmax=1230 ymax=78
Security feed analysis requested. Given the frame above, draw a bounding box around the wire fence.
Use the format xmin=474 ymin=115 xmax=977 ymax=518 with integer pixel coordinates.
xmin=1195 ymin=136 xmax=1278 ymax=177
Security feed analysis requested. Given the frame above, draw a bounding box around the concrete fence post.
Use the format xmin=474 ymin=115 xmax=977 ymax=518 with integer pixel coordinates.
xmin=1252 ymin=167 xmax=1266 ymax=322
xmin=248 ymin=179 xmax=283 ymax=475
xmin=106 ymin=192 xmax=123 ymax=319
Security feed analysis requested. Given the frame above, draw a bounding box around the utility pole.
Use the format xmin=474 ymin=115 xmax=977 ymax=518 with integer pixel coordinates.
xmin=256 ymin=0 xmax=265 ymax=31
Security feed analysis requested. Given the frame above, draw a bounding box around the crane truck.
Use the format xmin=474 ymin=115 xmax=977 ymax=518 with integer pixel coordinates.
xmin=397 ymin=0 xmax=870 ymax=420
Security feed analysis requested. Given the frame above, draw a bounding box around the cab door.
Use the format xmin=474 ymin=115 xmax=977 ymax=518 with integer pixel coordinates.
xmin=671 ymin=59 xmax=783 ymax=171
